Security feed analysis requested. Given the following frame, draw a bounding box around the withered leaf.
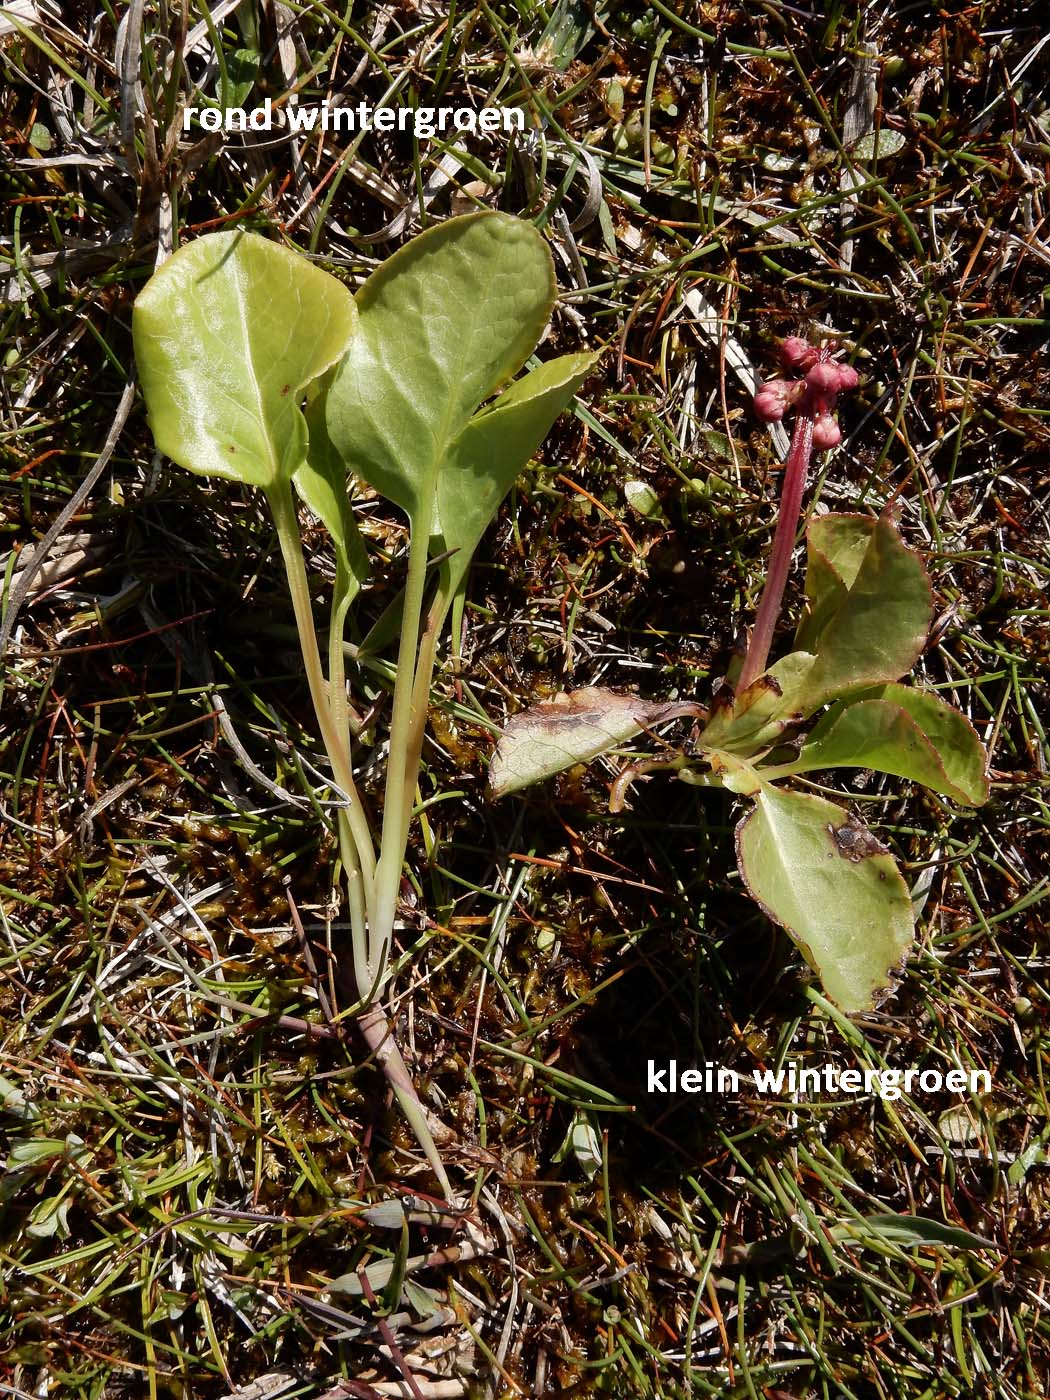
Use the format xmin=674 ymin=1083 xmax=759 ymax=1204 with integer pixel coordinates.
xmin=489 ymin=687 xmax=696 ymax=799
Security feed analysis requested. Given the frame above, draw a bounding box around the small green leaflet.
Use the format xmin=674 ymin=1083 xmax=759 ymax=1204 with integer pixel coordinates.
xmin=830 ymin=1213 xmax=996 ymax=1253
xmin=699 ymin=651 xmax=815 ymax=756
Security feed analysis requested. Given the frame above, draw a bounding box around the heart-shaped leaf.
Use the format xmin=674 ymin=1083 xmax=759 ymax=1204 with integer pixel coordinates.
xmin=490 ymin=688 xmax=692 ymax=798
xmin=735 ymin=785 xmax=913 ymax=1012
xmin=784 ymin=683 xmax=990 ymax=805
xmin=134 ymin=231 xmax=356 ymax=491
xmin=795 ymin=515 xmax=932 ymax=714
xmin=325 ymin=212 xmax=588 ymax=612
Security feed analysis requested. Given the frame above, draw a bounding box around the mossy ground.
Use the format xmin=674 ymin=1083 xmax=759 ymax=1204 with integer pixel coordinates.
xmin=2 ymin=2 xmax=1050 ymax=1396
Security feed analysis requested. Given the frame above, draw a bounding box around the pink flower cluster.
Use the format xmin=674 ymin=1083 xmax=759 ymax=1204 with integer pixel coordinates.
xmin=753 ymin=337 xmax=858 ymax=449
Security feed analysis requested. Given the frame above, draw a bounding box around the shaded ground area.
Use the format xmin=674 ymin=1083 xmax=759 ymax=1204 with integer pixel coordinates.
xmin=2 ymin=1 xmax=1050 ymax=1396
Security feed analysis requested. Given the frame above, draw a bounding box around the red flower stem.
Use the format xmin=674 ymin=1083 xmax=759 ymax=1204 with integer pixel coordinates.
xmin=737 ymin=412 xmax=814 ymax=693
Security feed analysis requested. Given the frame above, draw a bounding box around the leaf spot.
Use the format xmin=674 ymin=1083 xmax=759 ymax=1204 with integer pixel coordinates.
xmin=828 ymin=820 xmax=888 ymax=863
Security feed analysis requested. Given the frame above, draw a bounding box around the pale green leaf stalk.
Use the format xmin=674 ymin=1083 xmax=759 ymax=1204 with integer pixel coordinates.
xmin=133 ymin=230 xmax=377 ymax=916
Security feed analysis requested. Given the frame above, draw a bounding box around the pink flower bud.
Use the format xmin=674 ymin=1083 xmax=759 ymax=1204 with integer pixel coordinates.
xmin=811 ymin=412 xmax=841 ymax=449
xmin=754 ymin=379 xmax=795 ymax=422
xmin=805 ymin=361 xmax=841 ymax=395
xmin=833 ymin=362 xmax=858 ymax=392
xmin=781 ymin=336 xmax=819 ymax=371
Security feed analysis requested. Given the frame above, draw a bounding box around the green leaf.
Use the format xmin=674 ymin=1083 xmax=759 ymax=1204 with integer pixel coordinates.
xmin=133 ymin=231 xmax=356 ymax=492
xmin=795 ymin=515 xmax=932 ymax=713
xmin=326 ymin=212 xmax=553 ymax=521
xmin=381 ymin=1216 xmax=411 ymax=1315
xmin=435 ymin=349 xmax=594 ymax=647
xmin=787 ymin=684 xmax=990 ymax=805
xmin=552 ymin=1111 xmax=603 ymax=1179
xmin=795 ymin=513 xmax=877 ymax=653
xmin=735 ymin=786 xmax=913 ymax=1013
xmin=852 ymin=129 xmax=906 ymax=161
xmin=624 ymin=478 xmax=666 ymax=520
xmin=328 ymin=1256 xmax=399 ymax=1298
xmin=490 ymin=687 xmax=691 ymax=798
xmin=360 ymin=1198 xmax=407 ymax=1230
xmin=536 ymin=0 xmax=596 ymax=70
xmin=7 ymin=1136 xmax=70 ymax=1167
xmin=294 ymin=381 xmax=369 ymax=607
xmin=222 ymin=47 xmax=259 ymax=109
xmin=0 ymin=1073 xmax=32 ymax=1121
xmin=27 ymin=1193 xmax=73 ymax=1240
xmin=1008 ymin=1133 xmax=1050 ymax=1186
xmin=404 ymin=1279 xmax=443 ymax=1320
xmin=325 ymin=213 xmax=574 ymax=596
xmin=831 ymin=1213 xmax=996 ymax=1253
xmin=329 ymin=1241 xmax=442 ymax=1300
xmin=437 ymin=351 xmax=597 ymax=602
xmin=29 ymin=120 xmax=52 ymax=152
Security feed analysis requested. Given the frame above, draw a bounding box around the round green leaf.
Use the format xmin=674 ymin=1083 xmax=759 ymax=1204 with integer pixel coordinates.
xmin=736 ymin=786 xmax=914 ymax=1013
xmin=134 ymin=231 xmax=356 ymax=491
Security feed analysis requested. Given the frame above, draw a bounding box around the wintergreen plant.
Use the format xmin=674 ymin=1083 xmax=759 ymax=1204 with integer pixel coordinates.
xmin=490 ymin=339 xmax=989 ymax=1014
xmin=134 ymin=214 xmax=596 ymax=1194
